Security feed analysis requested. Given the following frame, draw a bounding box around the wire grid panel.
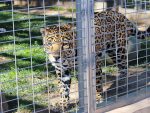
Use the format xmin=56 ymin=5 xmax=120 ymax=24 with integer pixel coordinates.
xmin=0 ymin=0 xmax=150 ymax=113
xmin=0 ymin=0 xmax=84 ymax=113
xmin=94 ymin=0 xmax=150 ymax=112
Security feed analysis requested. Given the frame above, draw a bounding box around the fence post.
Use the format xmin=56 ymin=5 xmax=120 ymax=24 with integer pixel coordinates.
xmin=76 ymin=1 xmax=86 ymax=112
xmin=87 ymin=0 xmax=96 ymax=112
xmin=76 ymin=0 xmax=95 ymax=112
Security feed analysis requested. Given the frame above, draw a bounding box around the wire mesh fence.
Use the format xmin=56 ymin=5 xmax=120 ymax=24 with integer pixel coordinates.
xmin=0 ymin=0 xmax=150 ymax=113
xmin=94 ymin=0 xmax=150 ymax=112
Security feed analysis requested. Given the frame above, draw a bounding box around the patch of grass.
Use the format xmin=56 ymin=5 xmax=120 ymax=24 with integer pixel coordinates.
xmin=0 ymin=3 xmax=5 ymax=7
xmin=0 ymin=6 xmax=73 ymax=112
xmin=0 ymin=3 xmax=12 ymax=10
xmin=67 ymin=8 xmax=76 ymax=13
xmin=102 ymin=66 xmax=118 ymax=74
xmin=49 ymin=6 xmax=65 ymax=11
xmin=16 ymin=108 xmax=32 ymax=113
xmin=49 ymin=6 xmax=76 ymax=13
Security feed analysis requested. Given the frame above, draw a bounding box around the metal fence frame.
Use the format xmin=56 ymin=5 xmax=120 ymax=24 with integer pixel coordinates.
xmin=77 ymin=0 xmax=150 ymax=112
xmin=76 ymin=0 xmax=96 ymax=112
xmin=0 ymin=0 xmax=150 ymax=112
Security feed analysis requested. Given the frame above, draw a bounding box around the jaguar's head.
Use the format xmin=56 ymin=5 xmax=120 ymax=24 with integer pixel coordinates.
xmin=40 ymin=23 xmax=75 ymax=58
xmin=40 ymin=27 xmax=62 ymax=58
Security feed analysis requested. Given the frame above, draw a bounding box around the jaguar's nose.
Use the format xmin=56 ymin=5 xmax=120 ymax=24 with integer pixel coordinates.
xmin=55 ymin=56 xmax=60 ymax=61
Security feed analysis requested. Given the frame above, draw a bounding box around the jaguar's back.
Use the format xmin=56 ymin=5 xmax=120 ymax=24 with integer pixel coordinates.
xmin=94 ymin=10 xmax=135 ymax=52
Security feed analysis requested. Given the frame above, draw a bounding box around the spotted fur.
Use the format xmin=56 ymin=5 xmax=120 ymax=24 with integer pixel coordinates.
xmin=40 ymin=10 xmax=150 ymax=105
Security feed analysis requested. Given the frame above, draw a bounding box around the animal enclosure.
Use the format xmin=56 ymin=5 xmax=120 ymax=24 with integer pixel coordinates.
xmin=0 ymin=0 xmax=150 ymax=113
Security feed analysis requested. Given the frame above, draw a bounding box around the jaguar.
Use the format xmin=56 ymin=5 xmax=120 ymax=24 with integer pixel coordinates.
xmin=40 ymin=9 xmax=150 ymax=105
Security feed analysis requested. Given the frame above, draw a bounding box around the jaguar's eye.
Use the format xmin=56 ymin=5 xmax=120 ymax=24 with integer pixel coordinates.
xmin=47 ymin=42 xmax=52 ymax=46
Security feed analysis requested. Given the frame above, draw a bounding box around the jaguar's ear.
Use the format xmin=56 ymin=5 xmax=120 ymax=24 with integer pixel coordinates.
xmin=40 ymin=28 xmax=45 ymax=36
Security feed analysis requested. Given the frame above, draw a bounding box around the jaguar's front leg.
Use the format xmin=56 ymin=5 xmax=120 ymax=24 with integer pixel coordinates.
xmin=59 ymin=69 xmax=71 ymax=103
xmin=53 ymin=58 xmax=71 ymax=107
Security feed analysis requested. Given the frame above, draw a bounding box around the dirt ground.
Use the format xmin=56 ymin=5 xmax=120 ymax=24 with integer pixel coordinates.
xmin=118 ymin=7 xmax=150 ymax=28
xmin=107 ymin=97 xmax=150 ymax=113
